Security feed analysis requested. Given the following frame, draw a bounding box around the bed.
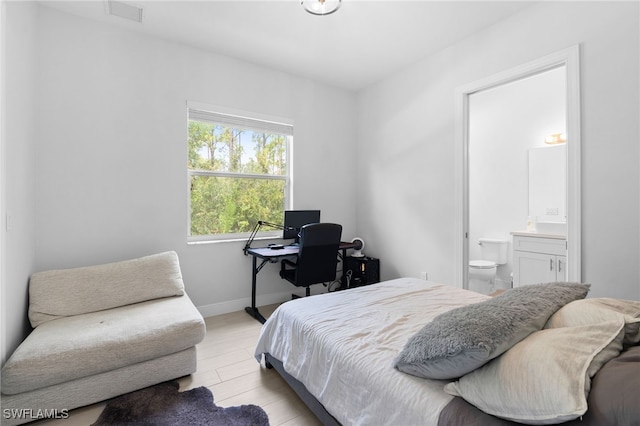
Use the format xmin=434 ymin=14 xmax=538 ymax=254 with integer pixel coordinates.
xmin=254 ymin=278 xmax=640 ymax=425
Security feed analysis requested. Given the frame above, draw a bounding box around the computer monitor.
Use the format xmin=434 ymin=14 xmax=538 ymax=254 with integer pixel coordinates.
xmin=283 ymin=210 xmax=321 ymax=241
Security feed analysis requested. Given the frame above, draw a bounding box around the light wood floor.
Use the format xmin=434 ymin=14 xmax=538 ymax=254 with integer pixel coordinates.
xmin=35 ymin=304 xmax=321 ymax=426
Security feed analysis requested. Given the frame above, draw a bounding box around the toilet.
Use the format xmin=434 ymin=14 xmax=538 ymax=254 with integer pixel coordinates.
xmin=469 ymin=238 xmax=508 ymax=293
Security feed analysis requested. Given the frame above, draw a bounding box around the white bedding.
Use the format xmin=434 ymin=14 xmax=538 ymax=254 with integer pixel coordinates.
xmin=254 ymin=277 xmax=490 ymax=426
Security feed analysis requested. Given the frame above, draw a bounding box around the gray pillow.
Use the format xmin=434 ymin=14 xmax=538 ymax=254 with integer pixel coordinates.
xmin=393 ymin=282 xmax=590 ymax=379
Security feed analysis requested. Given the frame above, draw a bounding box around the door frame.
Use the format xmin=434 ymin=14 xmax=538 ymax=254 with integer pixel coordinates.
xmin=453 ymin=45 xmax=581 ymax=288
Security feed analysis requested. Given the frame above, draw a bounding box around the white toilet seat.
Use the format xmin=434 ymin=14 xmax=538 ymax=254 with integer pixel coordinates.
xmin=469 ymin=260 xmax=496 ymax=269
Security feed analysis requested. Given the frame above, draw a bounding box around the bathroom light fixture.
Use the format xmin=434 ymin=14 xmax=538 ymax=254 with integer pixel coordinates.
xmin=544 ymin=133 xmax=566 ymax=144
xmin=302 ymin=0 xmax=341 ymax=16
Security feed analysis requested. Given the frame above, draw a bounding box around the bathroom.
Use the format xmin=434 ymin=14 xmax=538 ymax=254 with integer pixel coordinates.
xmin=467 ymin=66 xmax=566 ymax=294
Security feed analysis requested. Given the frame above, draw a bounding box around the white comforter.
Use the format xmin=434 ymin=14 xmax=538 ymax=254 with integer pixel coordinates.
xmin=254 ymin=277 xmax=490 ymax=426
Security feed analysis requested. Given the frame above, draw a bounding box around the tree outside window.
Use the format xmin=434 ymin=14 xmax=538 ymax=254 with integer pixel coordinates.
xmin=187 ymin=108 xmax=291 ymax=240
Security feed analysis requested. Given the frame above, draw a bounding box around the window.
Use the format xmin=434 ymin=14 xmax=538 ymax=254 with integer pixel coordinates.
xmin=187 ymin=104 xmax=292 ymax=241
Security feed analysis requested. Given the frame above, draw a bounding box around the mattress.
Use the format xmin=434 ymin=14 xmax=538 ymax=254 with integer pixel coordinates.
xmin=254 ymin=278 xmax=490 ymax=425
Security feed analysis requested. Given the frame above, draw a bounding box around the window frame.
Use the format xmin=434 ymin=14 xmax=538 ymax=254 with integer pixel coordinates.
xmin=186 ymin=102 xmax=293 ymax=243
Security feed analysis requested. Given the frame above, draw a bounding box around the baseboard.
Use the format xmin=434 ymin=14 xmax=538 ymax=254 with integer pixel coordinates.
xmin=196 ymin=290 xmax=295 ymax=318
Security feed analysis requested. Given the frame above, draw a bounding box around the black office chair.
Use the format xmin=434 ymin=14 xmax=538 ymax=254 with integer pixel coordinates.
xmin=280 ymin=223 xmax=342 ymax=298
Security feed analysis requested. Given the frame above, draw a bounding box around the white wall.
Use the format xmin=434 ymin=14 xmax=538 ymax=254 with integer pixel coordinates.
xmin=1 ymin=2 xmax=38 ymax=364
xmin=356 ymin=1 xmax=639 ymax=300
xmin=29 ymin=5 xmax=356 ymax=318
xmin=3 ymin=1 xmax=639 ymax=363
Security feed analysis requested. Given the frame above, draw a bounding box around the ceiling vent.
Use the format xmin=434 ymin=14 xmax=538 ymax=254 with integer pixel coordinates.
xmin=105 ymin=0 xmax=143 ymax=23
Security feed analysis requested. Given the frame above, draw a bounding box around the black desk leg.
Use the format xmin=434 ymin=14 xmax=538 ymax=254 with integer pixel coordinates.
xmin=340 ymin=247 xmax=348 ymax=289
xmin=245 ymin=255 xmax=267 ymax=324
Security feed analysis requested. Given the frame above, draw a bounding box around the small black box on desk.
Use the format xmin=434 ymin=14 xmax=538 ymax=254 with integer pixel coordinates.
xmin=345 ymin=256 xmax=380 ymax=288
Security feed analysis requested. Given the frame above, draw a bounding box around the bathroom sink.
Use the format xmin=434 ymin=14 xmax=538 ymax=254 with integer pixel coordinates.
xmin=534 ymin=221 xmax=566 ymax=236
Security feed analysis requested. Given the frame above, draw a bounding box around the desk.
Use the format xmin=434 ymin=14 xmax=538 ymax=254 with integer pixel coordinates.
xmin=245 ymin=241 xmax=357 ymax=323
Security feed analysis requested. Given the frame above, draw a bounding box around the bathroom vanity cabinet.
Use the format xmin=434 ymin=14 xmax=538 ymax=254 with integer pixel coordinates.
xmin=512 ymin=233 xmax=567 ymax=287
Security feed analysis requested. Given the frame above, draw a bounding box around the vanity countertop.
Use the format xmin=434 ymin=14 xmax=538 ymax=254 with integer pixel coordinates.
xmin=510 ymin=230 xmax=566 ymax=240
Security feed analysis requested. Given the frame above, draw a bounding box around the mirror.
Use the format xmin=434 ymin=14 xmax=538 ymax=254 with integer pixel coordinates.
xmin=454 ymin=46 xmax=581 ymax=292
xmin=529 ymin=144 xmax=566 ymax=234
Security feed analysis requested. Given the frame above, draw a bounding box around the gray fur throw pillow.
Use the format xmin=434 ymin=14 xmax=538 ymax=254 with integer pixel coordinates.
xmin=394 ymin=282 xmax=590 ymax=380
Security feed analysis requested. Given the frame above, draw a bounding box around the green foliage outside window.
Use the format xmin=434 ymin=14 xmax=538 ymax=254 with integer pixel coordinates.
xmin=188 ymin=120 xmax=289 ymax=237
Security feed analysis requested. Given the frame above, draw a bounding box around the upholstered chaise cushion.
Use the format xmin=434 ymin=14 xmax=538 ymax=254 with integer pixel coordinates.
xmin=2 ymin=294 xmax=205 ymax=395
xmin=29 ymin=251 xmax=185 ymax=327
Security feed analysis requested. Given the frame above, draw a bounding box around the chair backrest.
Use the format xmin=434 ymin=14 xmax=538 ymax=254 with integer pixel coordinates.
xmin=294 ymin=223 xmax=342 ymax=287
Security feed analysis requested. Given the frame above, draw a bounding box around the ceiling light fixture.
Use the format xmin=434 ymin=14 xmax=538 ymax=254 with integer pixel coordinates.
xmin=301 ymin=0 xmax=341 ymax=16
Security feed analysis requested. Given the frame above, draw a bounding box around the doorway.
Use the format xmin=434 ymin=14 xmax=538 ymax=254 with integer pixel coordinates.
xmin=454 ymin=46 xmax=581 ymax=290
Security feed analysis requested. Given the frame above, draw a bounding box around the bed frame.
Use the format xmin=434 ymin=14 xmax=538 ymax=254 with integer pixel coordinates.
xmin=265 ymin=353 xmax=340 ymax=426
xmin=258 ymin=281 xmax=640 ymax=426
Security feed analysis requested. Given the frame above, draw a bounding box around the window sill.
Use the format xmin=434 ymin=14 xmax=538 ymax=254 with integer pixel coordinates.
xmin=187 ymin=234 xmax=282 ymax=246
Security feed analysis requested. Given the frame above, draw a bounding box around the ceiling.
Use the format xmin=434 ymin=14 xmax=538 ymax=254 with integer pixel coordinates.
xmin=38 ymin=0 xmax=536 ymax=91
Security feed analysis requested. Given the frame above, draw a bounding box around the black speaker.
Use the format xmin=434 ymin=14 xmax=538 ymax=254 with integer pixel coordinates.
xmin=345 ymin=256 xmax=380 ymax=287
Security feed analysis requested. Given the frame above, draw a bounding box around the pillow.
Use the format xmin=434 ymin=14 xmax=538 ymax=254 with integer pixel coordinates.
xmin=444 ymin=320 xmax=625 ymax=425
xmin=546 ymin=298 xmax=640 ymax=347
xmin=579 ymin=344 xmax=640 ymax=426
xmin=393 ymin=282 xmax=590 ymax=379
xmin=29 ymin=251 xmax=185 ymax=327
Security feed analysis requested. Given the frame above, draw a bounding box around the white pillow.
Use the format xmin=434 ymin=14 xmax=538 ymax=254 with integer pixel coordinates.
xmin=444 ymin=320 xmax=625 ymax=425
xmin=545 ymin=297 xmax=640 ymax=346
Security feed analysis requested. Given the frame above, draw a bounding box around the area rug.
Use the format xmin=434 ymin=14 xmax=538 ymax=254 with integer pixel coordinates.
xmin=92 ymin=381 xmax=270 ymax=426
